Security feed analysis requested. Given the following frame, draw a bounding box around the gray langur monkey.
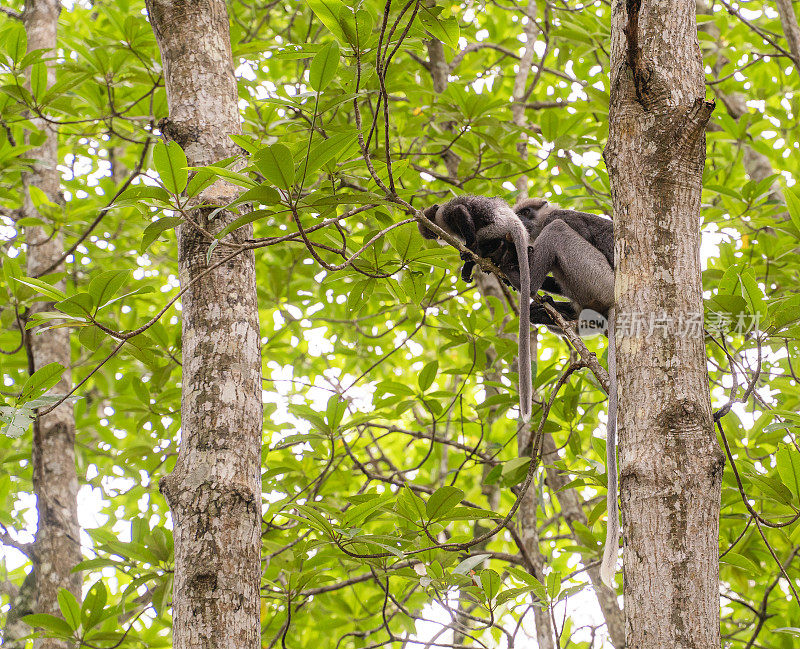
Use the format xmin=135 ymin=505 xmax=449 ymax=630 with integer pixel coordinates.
xmin=494 ymin=198 xmax=619 ymax=588
xmin=418 ymin=195 xmax=533 ymax=422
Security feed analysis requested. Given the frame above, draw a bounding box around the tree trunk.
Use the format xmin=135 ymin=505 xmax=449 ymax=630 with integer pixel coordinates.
xmin=541 ymin=436 xmax=625 ymax=648
xmin=603 ymin=1 xmax=724 ymax=647
xmin=775 ymin=0 xmax=800 ymax=68
xmin=145 ymin=2 xmax=263 ymax=647
xmin=22 ymin=2 xmax=82 ymax=646
xmin=515 ymin=429 xmax=554 ymax=649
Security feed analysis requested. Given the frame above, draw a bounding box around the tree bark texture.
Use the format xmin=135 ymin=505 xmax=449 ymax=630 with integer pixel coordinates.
xmin=22 ymin=2 xmax=82 ymax=645
xmin=145 ymin=2 xmax=263 ymax=648
xmin=603 ymin=1 xmax=724 ymax=647
xmin=511 ymin=0 xmax=539 ymax=197
xmin=775 ymin=0 xmax=800 ymax=69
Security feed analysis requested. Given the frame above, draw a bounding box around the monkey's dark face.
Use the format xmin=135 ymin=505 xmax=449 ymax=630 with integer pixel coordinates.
xmin=516 ymin=206 xmax=535 ymax=219
xmin=418 ymin=204 xmax=440 ymax=240
xmin=515 ymin=198 xmax=548 ymax=220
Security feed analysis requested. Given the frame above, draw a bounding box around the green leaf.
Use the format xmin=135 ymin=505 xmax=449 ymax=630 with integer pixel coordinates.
xmin=339 ymin=9 xmax=374 ymax=48
xmin=540 ymin=110 xmax=560 ymax=142
xmin=57 ymin=589 xmax=81 ymax=631
xmin=720 ymin=552 xmax=760 ymax=575
xmin=3 ymin=256 xmax=22 ymax=298
xmin=306 ymin=0 xmax=347 ymax=42
xmin=13 ymin=276 xmax=67 ymax=302
xmin=739 ymin=270 xmax=766 ymax=318
xmin=88 ymin=270 xmax=129 ymax=310
xmin=508 ymin=567 xmax=547 ymax=601
xmin=195 ymin=165 xmax=256 ymax=190
xmin=216 ymin=209 xmax=276 ymax=240
xmin=294 ymin=505 xmax=335 ymax=535
xmin=31 ymin=62 xmax=47 ymax=98
xmin=237 ymin=184 xmax=282 ymax=206
xmin=20 ymin=362 xmax=64 ymax=401
xmin=546 ymin=571 xmax=561 ymax=599
xmin=97 ymin=286 xmax=155 ymax=311
xmin=253 ymin=144 xmax=295 ymax=189
xmin=448 ymin=506 xmax=503 ymax=521
xmin=78 ymin=326 xmax=104 ymax=351
xmin=55 ymin=293 xmax=94 ymax=319
xmin=116 ymin=185 xmax=171 ymax=205
xmin=304 ymin=132 xmax=355 ymax=177
xmin=0 ymin=405 xmax=35 ymax=438
xmin=452 ymin=554 xmax=490 ymax=575
xmin=185 ymin=168 xmax=217 ymax=198
xmin=28 ymin=185 xmax=56 ymax=211
xmin=342 ymin=495 xmax=388 ymax=527
xmin=21 ymin=613 xmax=74 ymax=637
xmin=396 ymin=485 xmax=427 ymax=524
xmin=4 ymin=23 xmax=27 ymax=64
xmin=325 ymin=393 xmax=345 ymax=430
xmin=153 ymin=140 xmax=189 ymax=194
xmin=496 ymin=586 xmax=536 ymax=607
xmin=784 ymin=185 xmax=800 ymax=235
xmin=480 ymin=568 xmax=501 ymax=602
xmin=417 ymin=360 xmax=438 ymax=392
xmin=556 ymin=583 xmax=587 ymax=602
xmin=426 ymin=486 xmax=463 ymax=521
xmin=141 ymin=217 xmax=184 ymax=253
xmin=310 ymin=41 xmax=340 ymax=92
xmin=418 ymin=7 xmax=460 ymax=49
xmin=501 ymin=457 xmax=532 ymax=486
xmin=776 ymin=447 xmax=800 ymax=499
xmin=81 ymin=581 xmax=108 ymax=631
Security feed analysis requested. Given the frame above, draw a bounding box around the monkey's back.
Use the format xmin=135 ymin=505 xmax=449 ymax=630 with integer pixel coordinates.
xmin=540 ymin=209 xmax=614 ymax=267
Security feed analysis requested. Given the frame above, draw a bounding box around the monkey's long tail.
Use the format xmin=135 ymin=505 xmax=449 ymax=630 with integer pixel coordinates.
xmin=600 ymin=308 xmax=619 ymax=588
xmin=514 ymin=224 xmax=532 ymax=422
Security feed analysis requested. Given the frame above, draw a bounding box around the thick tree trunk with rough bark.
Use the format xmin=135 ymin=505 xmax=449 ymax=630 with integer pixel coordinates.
xmin=22 ymin=2 xmax=82 ymax=646
xmin=603 ymin=1 xmax=724 ymax=647
xmin=145 ymin=2 xmax=263 ymax=647
xmin=775 ymin=0 xmax=800 ymax=68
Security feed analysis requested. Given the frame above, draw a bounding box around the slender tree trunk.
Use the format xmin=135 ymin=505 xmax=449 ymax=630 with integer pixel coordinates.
xmin=425 ymin=39 xmax=460 ymax=179
xmin=541 ymin=436 xmax=625 ymax=648
xmin=514 ymin=430 xmax=554 ymax=649
xmin=145 ymin=2 xmax=263 ymax=647
xmin=603 ymin=1 xmax=724 ymax=647
xmin=511 ymin=0 xmax=539 ymax=197
xmin=22 ymin=2 xmax=82 ymax=646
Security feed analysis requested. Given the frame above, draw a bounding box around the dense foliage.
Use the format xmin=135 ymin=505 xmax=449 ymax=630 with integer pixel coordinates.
xmin=1 ymin=0 xmax=800 ymax=646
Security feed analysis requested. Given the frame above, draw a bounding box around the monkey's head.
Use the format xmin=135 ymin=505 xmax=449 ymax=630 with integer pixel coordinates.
xmin=514 ymin=197 xmax=550 ymax=220
xmin=418 ymin=204 xmax=440 ymax=240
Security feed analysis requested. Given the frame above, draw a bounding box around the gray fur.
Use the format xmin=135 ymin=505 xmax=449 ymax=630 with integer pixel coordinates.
xmin=513 ymin=198 xmax=619 ymax=589
xmin=421 ymin=196 xmax=532 ymax=422
xmin=601 ymin=307 xmax=619 ymax=589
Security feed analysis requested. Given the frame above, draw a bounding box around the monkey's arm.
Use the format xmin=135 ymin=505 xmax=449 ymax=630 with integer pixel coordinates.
xmin=487 ymin=244 xmax=565 ymax=297
xmin=442 ymin=204 xmax=477 ymax=249
xmin=459 ymin=237 xmax=506 ymax=283
xmin=530 ymin=296 xmax=579 ymax=324
xmin=540 ymin=277 xmax=565 ymax=295
xmin=482 ymin=238 xmax=566 ymax=295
